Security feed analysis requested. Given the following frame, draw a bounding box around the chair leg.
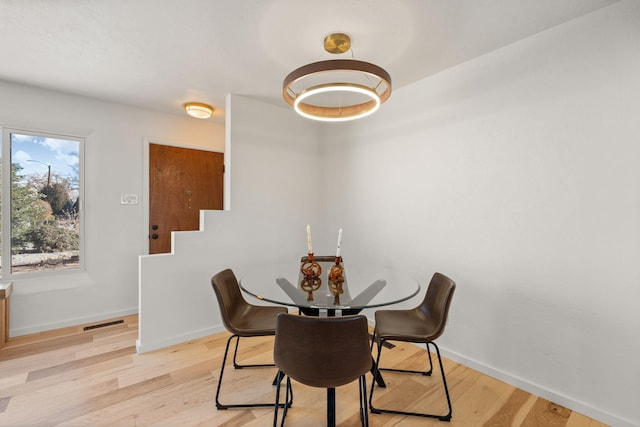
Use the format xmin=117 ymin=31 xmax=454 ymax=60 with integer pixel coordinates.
xmin=369 ymin=336 xmax=384 ymax=414
xmin=232 ymin=336 xmax=277 ymax=369
xmin=274 ymin=372 xmax=293 ymax=427
xmin=369 ymin=330 xmax=387 ymax=387
xmin=369 ymin=339 xmax=452 ymax=421
xmin=272 ymin=370 xmax=284 ymax=386
xmin=359 ymin=375 xmax=369 ymax=427
xmin=275 ymin=374 xmax=367 ymax=427
xmin=375 ymin=336 xmax=434 ymax=376
xmin=429 ymin=342 xmax=453 ymax=421
xmin=216 ymin=334 xmax=288 ymax=410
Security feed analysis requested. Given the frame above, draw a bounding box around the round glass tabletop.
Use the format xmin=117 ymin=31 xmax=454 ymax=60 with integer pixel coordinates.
xmin=240 ymin=257 xmax=420 ymax=314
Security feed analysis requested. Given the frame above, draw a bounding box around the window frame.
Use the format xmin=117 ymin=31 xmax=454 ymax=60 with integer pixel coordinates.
xmin=0 ymin=127 xmax=85 ymax=279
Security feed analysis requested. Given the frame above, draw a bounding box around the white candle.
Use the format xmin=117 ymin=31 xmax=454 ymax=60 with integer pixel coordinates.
xmin=336 ymin=228 xmax=343 ymax=257
xmin=307 ymin=224 xmax=313 ymax=253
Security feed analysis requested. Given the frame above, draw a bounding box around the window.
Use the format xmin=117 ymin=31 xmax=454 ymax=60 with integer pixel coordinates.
xmin=1 ymin=128 xmax=83 ymax=276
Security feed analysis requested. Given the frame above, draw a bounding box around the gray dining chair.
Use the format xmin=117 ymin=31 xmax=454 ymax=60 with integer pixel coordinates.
xmin=369 ymin=272 xmax=456 ymax=421
xmin=273 ymin=313 xmax=372 ymax=426
xmin=211 ymin=268 xmax=290 ymax=410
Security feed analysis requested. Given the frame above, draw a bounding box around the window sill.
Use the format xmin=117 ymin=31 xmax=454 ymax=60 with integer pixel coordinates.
xmin=8 ymin=271 xmax=96 ymax=295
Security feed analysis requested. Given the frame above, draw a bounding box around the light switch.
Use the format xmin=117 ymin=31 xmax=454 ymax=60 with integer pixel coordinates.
xmin=121 ymin=193 xmax=138 ymax=205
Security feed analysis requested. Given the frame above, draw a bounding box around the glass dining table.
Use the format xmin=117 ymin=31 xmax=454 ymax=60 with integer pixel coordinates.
xmin=239 ymin=256 xmax=421 ymax=317
xmin=239 ymin=257 xmax=420 ymax=426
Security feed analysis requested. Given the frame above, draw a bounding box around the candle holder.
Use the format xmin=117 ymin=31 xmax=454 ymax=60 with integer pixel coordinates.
xmin=328 ymin=256 xmax=345 ymax=305
xmin=300 ymin=253 xmax=322 ymax=301
xmin=297 ymin=255 xmax=349 ymax=308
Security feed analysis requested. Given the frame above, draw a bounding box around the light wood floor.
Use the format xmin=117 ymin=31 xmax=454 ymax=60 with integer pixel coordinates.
xmin=0 ymin=315 xmax=608 ymax=426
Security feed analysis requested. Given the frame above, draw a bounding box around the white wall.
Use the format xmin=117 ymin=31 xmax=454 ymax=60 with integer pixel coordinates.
xmin=321 ymin=2 xmax=639 ymax=426
xmin=137 ymin=95 xmax=321 ymax=352
xmin=5 ymin=1 xmax=638 ymax=424
xmin=0 ymin=81 xmax=224 ymax=335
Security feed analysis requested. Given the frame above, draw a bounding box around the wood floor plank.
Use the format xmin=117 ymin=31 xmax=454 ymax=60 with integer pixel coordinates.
xmin=0 ymin=315 xmax=611 ymax=427
xmin=566 ymin=412 xmax=606 ymax=427
xmin=0 ymin=333 xmax=92 ymax=361
xmin=0 ymin=372 xmax=28 ymax=390
xmin=521 ymin=397 xmax=572 ymax=427
xmin=0 ymin=396 xmax=9 ymax=414
xmin=0 ymin=347 xmax=135 ymax=402
xmin=60 ymin=375 xmax=216 ymax=426
xmin=442 ymin=365 xmax=515 ymax=426
xmin=26 ymin=345 xmax=136 ymax=381
xmin=50 ymin=373 xmax=174 ymax=425
xmin=482 ymin=388 xmax=531 ymax=426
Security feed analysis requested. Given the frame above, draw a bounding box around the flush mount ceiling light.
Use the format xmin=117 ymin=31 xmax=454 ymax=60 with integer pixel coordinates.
xmin=283 ymin=33 xmax=392 ymax=122
xmin=184 ymin=102 xmax=214 ymax=119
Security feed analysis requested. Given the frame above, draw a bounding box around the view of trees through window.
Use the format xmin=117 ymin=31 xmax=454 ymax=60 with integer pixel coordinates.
xmin=0 ymin=130 xmax=82 ymax=275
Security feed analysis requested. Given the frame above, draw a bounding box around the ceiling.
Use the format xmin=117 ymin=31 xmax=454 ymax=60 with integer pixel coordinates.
xmin=0 ymin=0 xmax=618 ymax=123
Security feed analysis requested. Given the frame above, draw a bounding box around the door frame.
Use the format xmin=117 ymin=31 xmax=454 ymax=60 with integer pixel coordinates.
xmin=141 ymin=138 xmax=225 ymax=255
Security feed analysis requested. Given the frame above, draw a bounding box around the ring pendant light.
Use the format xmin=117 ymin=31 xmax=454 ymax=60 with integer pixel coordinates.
xmin=283 ymin=33 xmax=392 ymax=122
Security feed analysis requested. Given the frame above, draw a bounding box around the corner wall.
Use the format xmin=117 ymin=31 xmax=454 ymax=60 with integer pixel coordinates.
xmin=321 ymin=2 xmax=640 ymax=426
xmin=0 ymin=81 xmax=224 ymax=336
xmin=137 ymin=96 xmax=321 ymax=352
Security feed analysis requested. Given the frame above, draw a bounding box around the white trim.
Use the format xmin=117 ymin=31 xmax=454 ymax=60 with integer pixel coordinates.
xmin=10 ymin=307 xmax=138 ymax=337
xmin=136 ymin=324 xmax=224 ymax=354
xmin=0 ymin=126 xmax=85 ymax=279
xmin=1 ymin=127 xmax=11 ymax=271
xmin=224 ymin=94 xmax=232 ymax=211
xmin=438 ymin=346 xmax=634 ymax=427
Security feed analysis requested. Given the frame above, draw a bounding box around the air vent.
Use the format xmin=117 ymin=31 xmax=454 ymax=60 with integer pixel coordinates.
xmin=83 ymin=319 xmax=124 ymax=331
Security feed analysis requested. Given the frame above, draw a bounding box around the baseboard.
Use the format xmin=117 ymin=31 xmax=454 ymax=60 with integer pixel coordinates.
xmin=136 ymin=325 xmax=225 ymax=354
xmin=439 ymin=347 xmax=634 ymax=427
xmin=10 ymin=307 xmax=139 ymax=337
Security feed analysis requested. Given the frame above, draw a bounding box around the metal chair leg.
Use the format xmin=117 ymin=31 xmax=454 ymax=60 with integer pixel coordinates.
xmin=216 ymin=334 xmax=289 ymax=410
xmin=379 ymin=347 xmax=434 ymax=376
xmin=274 ymin=373 xmax=367 ymax=427
xmin=232 ymin=336 xmax=277 ymax=369
xmin=369 ymin=330 xmax=387 ymax=387
xmin=369 ymin=339 xmax=452 ymax=421
xmin=274 ymin=372 xmax=293 ymax=427
xmin=359 ymin=375 xmax=369 ymax=426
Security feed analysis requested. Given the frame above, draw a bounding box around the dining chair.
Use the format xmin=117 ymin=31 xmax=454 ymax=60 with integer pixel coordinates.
xmin=211 ymin=268 xmax=289 ymax=410
xmin=273 ymin=313 xmax=372 ymax=427
xmin=369 ymin=272 xmax=456 ymax=421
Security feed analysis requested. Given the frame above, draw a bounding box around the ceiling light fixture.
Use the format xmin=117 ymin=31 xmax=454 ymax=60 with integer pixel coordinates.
xmin=283 ymin=33 xmax=392 ymax=122
xmin=184 ymin=102 xmax=214 ymax=119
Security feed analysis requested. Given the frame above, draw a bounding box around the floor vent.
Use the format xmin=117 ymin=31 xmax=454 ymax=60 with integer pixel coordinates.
xmin=83 ymin=319 xmax=125 ymax=331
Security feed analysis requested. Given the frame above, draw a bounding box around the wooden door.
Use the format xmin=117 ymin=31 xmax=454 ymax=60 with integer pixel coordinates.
xmin=149 ymin=143 xmax=224 ymax=254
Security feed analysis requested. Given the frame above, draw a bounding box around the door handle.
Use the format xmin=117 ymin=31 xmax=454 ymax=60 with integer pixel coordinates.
xmin=152 ymin=225 xmax=159 ymax=230
xmin=151 ymin=234 xmax=159 ymax=239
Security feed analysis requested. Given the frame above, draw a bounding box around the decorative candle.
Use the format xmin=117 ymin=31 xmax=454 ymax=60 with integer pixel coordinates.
xmin=307 ymin=224 xmax=313 ymax=253
xmin=336 ymin=228 xmax=343 ymax=257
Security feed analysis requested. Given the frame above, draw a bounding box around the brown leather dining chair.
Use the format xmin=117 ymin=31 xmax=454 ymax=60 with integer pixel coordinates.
xmin=369 ymin=272 xmax=456 ymax=421
xmin=273 ymin=313 xmax=372 ymax=427
xmin=211 ymin=268 xmax=289 ymax=410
